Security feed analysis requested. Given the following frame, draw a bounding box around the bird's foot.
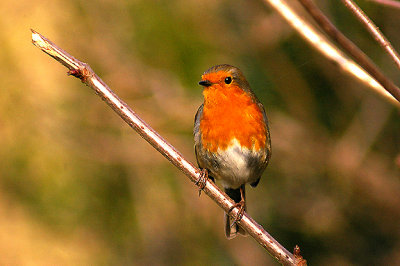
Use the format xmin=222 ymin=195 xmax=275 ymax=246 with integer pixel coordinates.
xmin=228 ymin=200 xmax=245 ymax=228
xmin=196 ymin=169 xmax=208 ymax=197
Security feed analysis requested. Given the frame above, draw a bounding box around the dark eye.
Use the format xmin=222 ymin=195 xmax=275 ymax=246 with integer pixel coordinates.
xmin=224 ymin=77 xmax=232 ymax=84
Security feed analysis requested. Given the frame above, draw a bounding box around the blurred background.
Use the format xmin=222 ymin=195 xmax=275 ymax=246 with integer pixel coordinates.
xmin=1 ymin=0 xmax=399 ymax=265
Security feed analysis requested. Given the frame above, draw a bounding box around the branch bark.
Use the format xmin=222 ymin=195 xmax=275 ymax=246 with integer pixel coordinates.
xmin=31 ymin=29 xmax=300 ymax=266
xmin=263 ymin=0 xmax=400 ymax=107
xmin=296 ymin=0 xmax=400 ymax=102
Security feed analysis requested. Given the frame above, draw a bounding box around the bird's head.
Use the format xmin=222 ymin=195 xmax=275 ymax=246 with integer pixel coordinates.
xmin=198 ymin=64 xmax=251 ymax=92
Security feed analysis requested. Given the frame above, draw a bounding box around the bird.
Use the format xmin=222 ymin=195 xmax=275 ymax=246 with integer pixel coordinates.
xmin=194 ymin=64 xmax=271 ymax=239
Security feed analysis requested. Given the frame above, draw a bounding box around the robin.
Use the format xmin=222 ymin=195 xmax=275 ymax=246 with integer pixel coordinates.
xmin=194 ymin=64 xmax=271 ymax=239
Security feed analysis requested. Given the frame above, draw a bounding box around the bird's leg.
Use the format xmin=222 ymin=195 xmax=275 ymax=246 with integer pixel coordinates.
xmin=228 ymin=186 xmax=246 ymax=228
xmin=196 ymin=168 xmax=209 ymax=196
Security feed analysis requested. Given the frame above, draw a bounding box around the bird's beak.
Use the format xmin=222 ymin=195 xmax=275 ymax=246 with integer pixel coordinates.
xmin=198 ymin=80 xmax=212 ymax=87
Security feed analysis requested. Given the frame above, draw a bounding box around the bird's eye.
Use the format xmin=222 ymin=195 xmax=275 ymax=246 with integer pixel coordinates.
xmin=224 ymin=77 xmax=232 ymax=84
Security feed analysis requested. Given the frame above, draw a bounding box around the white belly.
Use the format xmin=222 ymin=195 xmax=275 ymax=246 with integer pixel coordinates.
xmin=209 ymin=139 xmax=266 ymax=189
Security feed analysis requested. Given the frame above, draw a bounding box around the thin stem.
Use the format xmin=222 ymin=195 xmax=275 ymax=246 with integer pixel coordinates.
xmin=262 ymin=0 xmax=399 ymax=107
xmin=368 ymin=0 xmax=400 ymax=9
xmin=31 ymin=30 xmax=299 ymax=266
xmin=343 ymin=0 xmax=400 ymax=70
xmin=296 ymin=0 xmax=400 ymax=103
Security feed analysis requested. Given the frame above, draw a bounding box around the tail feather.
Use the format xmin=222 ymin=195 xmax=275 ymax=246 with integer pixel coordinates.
xmin=224 ymin=185 xmax=247 ymax=239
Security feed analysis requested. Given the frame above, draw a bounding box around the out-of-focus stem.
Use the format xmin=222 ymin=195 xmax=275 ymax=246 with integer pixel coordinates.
xmin=368 ymin=0 xmax=400 ymax=9
xmin=342 ymin=0 xmax=400 ymax=70
xmin=263 ymin=0 xmax=400 ymax=107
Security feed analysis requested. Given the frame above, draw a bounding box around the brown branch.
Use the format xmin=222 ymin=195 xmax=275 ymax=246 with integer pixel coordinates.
xmin=31 ymin=29 xmax=300 ymax=266
xmin=368 ymin=0 xmax=400 ymax=9
xmin=296 ymin=0 xmax=400 ymax=102
xmin=343 ymin=0 xmax=400 ymax=70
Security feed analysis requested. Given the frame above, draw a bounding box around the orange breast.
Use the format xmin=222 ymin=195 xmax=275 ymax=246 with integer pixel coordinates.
xmin=200 ymin=84 xmax=266 ymax=152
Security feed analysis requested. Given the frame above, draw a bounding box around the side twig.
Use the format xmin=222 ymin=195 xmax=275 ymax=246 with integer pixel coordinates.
xmin=296 ymin=0 xmax=400 ymax=102
xmin=262 ymin=0 xmax=400 ymax=107
xmin=342 ymin=0 xmax=400 ymax=70
xmin=31 ymin=30 xmax=300 ymax=266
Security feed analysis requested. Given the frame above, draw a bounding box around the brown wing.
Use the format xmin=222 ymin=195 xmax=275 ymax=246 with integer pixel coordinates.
xmin=250 ymin=102 xmax=271 ymax=188
xmin=193 ymin=104 xmax=204 ymax=168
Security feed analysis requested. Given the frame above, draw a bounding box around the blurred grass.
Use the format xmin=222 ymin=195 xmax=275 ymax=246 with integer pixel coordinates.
xmin=0 ymin=0 xmax=399 ymax=265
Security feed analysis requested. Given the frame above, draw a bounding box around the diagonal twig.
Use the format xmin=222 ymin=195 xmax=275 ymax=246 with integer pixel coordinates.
xmin=296 ymin=0 xmax=400 ymax=103
xmin=342 ymin=0 xmax=400 ymax=70
xmin=31 ymin=29 xmax=302 ymax=266
xmin=262 ymin=0 xmax=400 ymax=107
